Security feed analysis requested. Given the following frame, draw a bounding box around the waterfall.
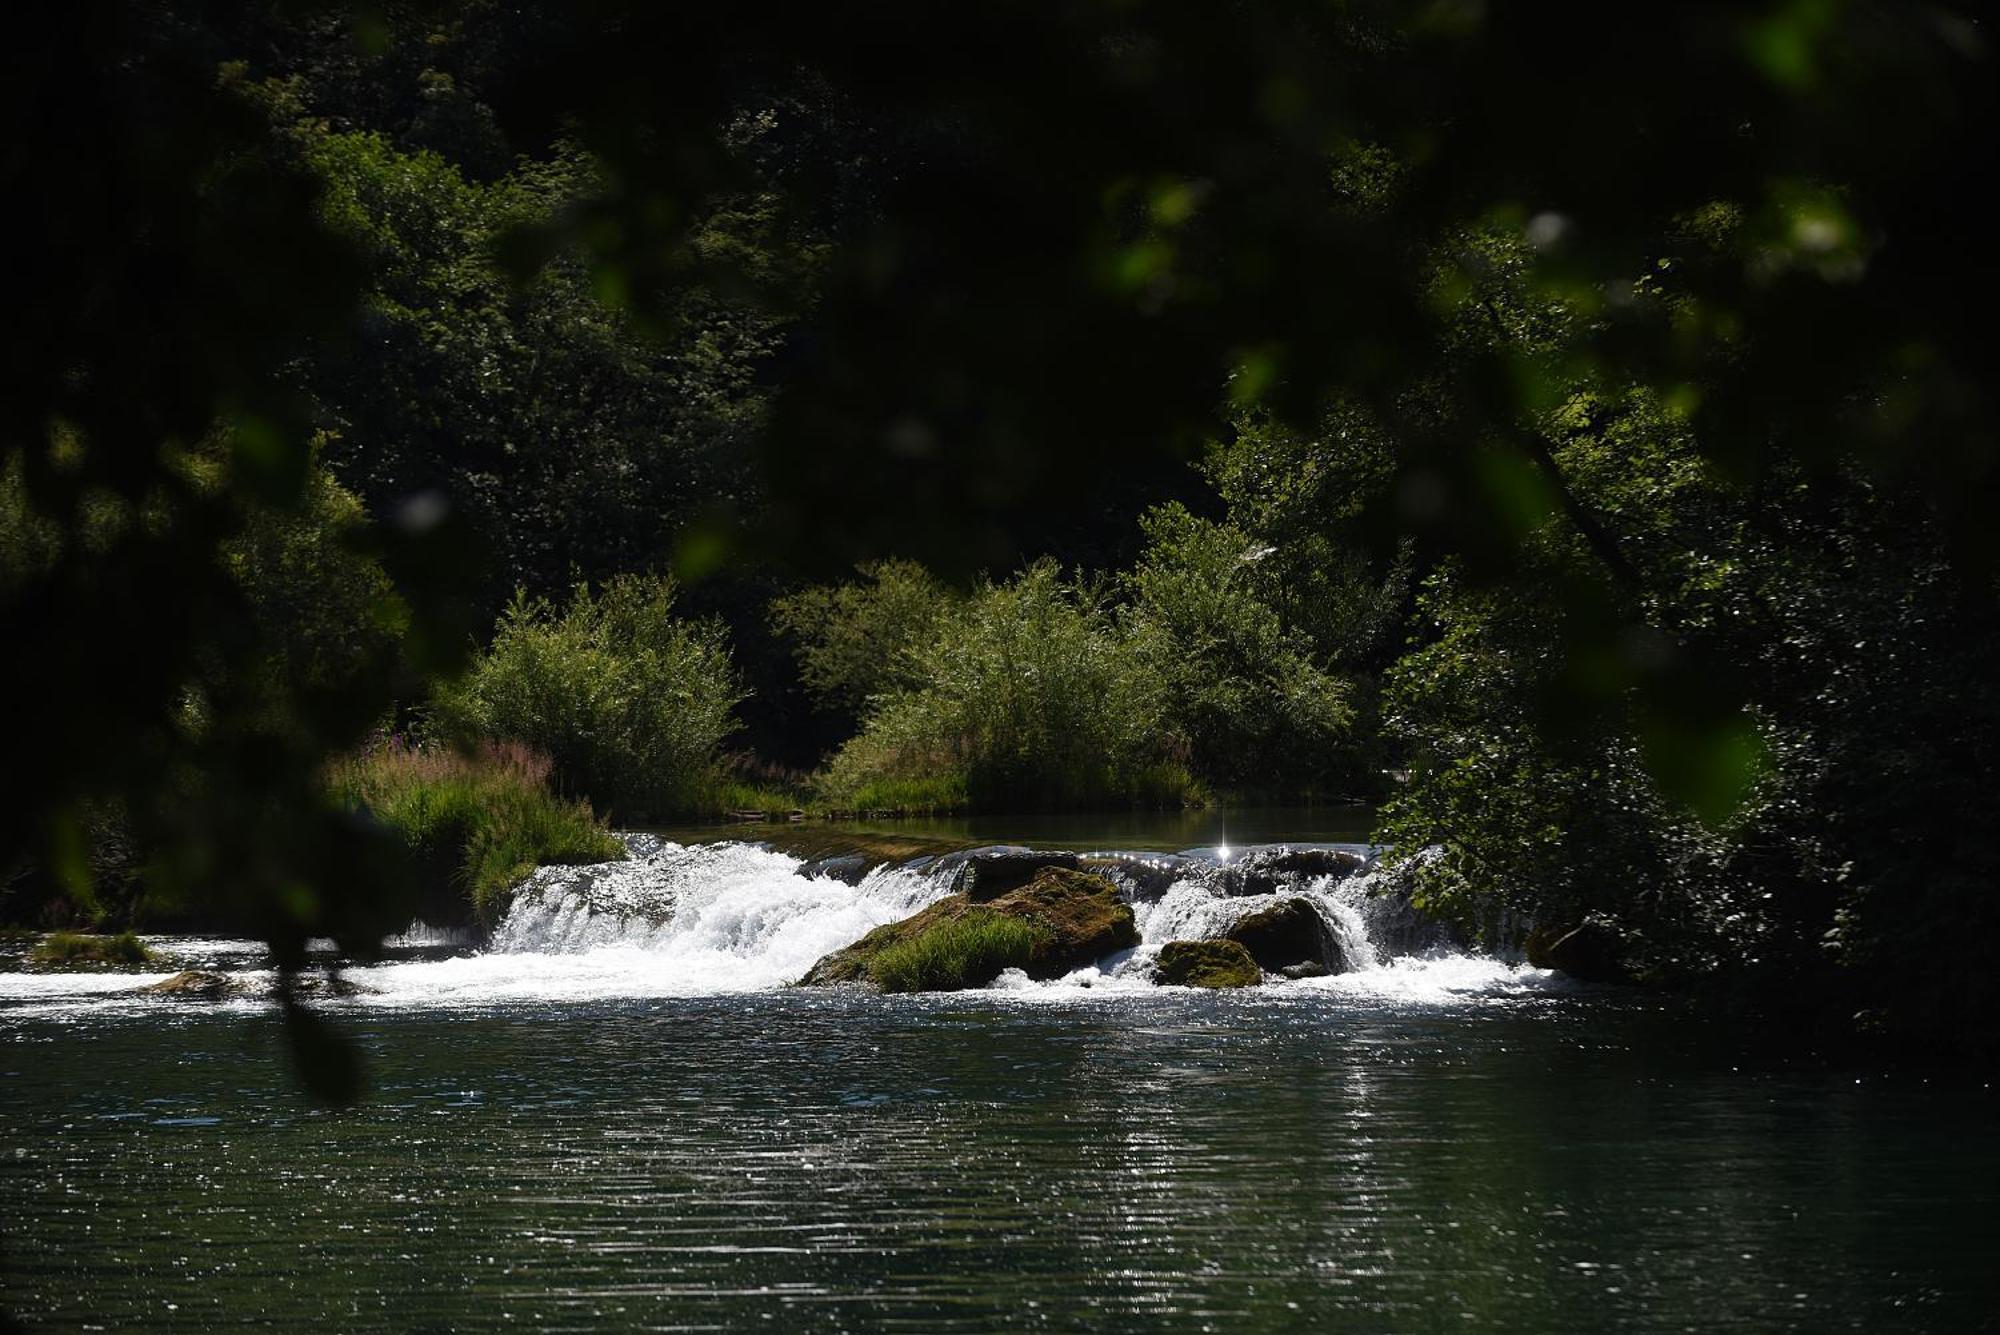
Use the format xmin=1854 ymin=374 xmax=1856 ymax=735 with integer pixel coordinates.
xmin=406 ymin=837 xmax=1486 ymax=1001
xmin=1126 ymin=849 xmax=1405 ymax=967
xmin=1 ymin=837 xmax=1560 ymax=1014
xmin=479 ymin=835 xmax=956 ymax=990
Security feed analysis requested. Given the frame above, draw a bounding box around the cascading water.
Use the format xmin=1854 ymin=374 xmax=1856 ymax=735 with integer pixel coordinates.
xmin=341 ymin=835 xmax=960 ymax=1004
xmin=0 ymin=837 xmax=1563 ymax=1015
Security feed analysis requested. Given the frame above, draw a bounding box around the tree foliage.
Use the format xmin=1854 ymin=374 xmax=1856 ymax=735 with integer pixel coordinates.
xmin=432 ymin=575 xmax=743 ymax=820
xmin=8 ymin=0 xmax=2000 ymax=1072
xmin=823 ymin=562 xmax=1194 ymax=812
xmin=770 ymin=560 xmax=958 ymax=721
xmin=1124 ymin=504 xmax=1359 ymax=795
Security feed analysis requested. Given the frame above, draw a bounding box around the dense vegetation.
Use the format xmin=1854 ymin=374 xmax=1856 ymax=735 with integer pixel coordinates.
xmin=327 ymin=742 xmax=622 ymax=925
xmin=431 ymin=576 xmax=743 ymax=821
xmin=6 ymin=0 xmax=1997 ymax=1075
xmin=30 ymin=931 xmax=153 ymax=968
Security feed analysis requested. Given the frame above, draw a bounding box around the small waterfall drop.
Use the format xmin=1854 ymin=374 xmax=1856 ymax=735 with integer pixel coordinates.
xmin=330 ymin=837 xmax=959 ymax=1004
xmin=1127 ymin=849 xmax=1403 ymax=968
xmin=0 ymin=836 xmax=1560 ymax=1014
xmin=491 ymin=835 xmax=955 ymax=986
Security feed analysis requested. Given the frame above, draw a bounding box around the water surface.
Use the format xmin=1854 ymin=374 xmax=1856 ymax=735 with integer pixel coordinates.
xmin=3 ymin=836 xmax=1995 ymax=1331
xmin=656 ymin=804 xmax=1380 ymax=852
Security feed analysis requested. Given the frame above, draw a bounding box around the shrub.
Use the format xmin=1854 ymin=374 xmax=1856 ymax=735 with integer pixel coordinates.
xmin=867 ymin=910 xmax=1042 ymax=993
xmin=821 ymin=561 xmax=1199 ymax=811
xmin=1124 ymin=503 xmax=1361 ymax=794
xmin=32 ymin=931 xmax=153 ymax=967
xmin=770 ymin=559 xmax=959 ymax=719
xmin=328 ymin=741 xmax=623 ymax=923
xmin=432 ymin=574 xmax=743 ymax=819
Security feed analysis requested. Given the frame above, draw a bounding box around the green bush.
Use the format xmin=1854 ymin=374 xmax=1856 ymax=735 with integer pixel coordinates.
xmin=32 ymin=931 xmax=153 ymax=967
xmin=1124 ymin=503 xmax=1360 ymax=793
xmin=820 ymin=561 xmax=1199 ymax=811
xmin=329 ymin=741 xmax=623 ymax=923
xmin=432 ymin=574 xmax=743 ymax=819
xmin=867 ymin=910 xmax=1042 ymax=993
xmin=770 ymin=559 xmax=959 ymax=719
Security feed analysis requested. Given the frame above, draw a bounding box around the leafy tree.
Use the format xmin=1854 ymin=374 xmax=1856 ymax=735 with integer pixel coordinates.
xmin=770 ymin=559 xmax=959 ymax=722
xmin=1123 ymin=504 xmax=1360 ymax=796
xmin=295 ymin=126 xmax=781 ymax=612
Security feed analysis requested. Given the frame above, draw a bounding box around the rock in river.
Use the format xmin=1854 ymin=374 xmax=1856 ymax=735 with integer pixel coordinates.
xmin=942 ymin=846 xmax=1084 ymax=901
xmin=140 ymin=970 xmax=247 ymax=1000
xmin=1215 ymin=846 xmax=1367 ymax=896
xmin=799 ymin=866 xmax=1136 ymax=991
xmin=1225 ymin=896 xmax=1342 ymax=973
xmin=1153 ymin=940 xmax=1262 ymax=989
xmin=1526 ymin=921 xmax=1630 ymax=984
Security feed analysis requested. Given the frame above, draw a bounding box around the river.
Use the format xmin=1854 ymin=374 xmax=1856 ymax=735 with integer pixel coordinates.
xmin=2 ymin=831 xmax=1995 ymax=1331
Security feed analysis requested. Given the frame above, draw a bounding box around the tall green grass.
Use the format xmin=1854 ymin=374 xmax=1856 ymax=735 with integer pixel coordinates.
xmin=329 ymin=741 xmax=623 ymax=923
xmin=31 ymin=930 xmax=152 ymax=967
xmin=867 ymin=910 xmax=1043 ymax=992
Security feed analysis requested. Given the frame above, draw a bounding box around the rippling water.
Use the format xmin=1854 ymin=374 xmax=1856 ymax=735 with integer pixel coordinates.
xmin=5 ymin=838 xmax=1997 ymax=1329
xmin=5 ymin=986 xmax=1996 ymax=1331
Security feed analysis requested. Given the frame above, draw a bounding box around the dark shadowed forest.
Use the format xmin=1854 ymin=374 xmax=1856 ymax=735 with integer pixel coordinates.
xmin=6 ymin=1 xmax=1998 ymax=1089
xmin=8 ymin=7 xmax=2000 ymax=1333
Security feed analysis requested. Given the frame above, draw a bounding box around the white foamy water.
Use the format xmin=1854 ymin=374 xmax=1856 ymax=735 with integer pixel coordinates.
xmin=0 ymin=838 xmax=1575 ymax=1015
xmin=347 ymin=836 xmax=954 ymax=1004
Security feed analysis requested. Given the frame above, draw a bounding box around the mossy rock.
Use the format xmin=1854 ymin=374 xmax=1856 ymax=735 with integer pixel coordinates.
xmin=136 ymin=970 xmax=376 ymax=1001
xmin=800 ymin=866 xmax=1138 ymax=991
xmin=1216 ymin=847 xmax=1367 ymax=896
xmin=943 ymin=847 xmax=1083 ymax=901
xmin=1225 ymin=897 xmax=1335 ymax=972
xmin=1154 ymin=939 xmax=1262 ymax=989
xmin=140 ymin=970 xmax=247 ymax=999
xmin=1525 ymin=921 xmax=1630 ymax=984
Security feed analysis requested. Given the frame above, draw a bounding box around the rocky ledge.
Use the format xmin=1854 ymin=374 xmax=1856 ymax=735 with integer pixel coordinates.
xmin=1154 ymin=940 xmax=1262 ymax=988
xmin=799 ymin=866 xmax=1138 ymax=992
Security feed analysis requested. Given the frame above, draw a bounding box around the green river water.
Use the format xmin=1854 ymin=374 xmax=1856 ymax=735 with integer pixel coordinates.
xmin=2 ymin=825 xmax=1995 ymax=1331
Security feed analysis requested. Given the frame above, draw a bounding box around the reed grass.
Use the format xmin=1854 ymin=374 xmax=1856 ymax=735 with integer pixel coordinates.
xmin=867 ymin=910 xmax=1042 ymax=993
xmin=329 ymin=740 xmax=624 ymax=922
xmin=32 ymin=930 xmax=152 ymax=967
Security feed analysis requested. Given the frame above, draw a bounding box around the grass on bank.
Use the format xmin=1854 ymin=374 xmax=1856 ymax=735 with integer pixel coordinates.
xmin=32 ymin=930 xmax=153 ymax=967
xmin=329 ymin=741 xmax=624 ymax=923
xmin=867 ymin=910 xmax=1043 ymax=993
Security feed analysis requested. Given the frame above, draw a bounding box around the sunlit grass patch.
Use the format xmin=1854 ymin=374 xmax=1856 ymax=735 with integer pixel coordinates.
xmin=32 ymin=930 xmax=152 ymax=967
xmin=329 ymin=740 xmax=624 ymax=923
xmin=867 ymin=910 xmax=1042 ymax=993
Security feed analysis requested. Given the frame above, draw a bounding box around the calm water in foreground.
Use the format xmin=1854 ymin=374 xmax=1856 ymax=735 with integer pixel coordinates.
xmin=4 ymin=986 xmax=1996 ymax=1332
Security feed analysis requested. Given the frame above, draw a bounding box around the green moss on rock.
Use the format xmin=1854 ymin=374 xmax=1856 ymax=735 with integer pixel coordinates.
xmin=31 ymin=931 xmax=152 ymax=967
xmin=140 ymin=969 xmax=246 ymax=999
xmin=800 ymin=866 xmax=1138 ymax=991
xmin=1226 ymin=897 xmax=1334 ymax=971
xmin=1154 ymin=939 xmax=1262 ymax=989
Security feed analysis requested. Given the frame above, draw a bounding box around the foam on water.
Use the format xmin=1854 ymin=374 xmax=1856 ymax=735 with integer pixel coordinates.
xmin=0 ymin=837 xmax=1574 ymax=1014
xmin=350 ymin=836 xmax=953 ymax=1004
